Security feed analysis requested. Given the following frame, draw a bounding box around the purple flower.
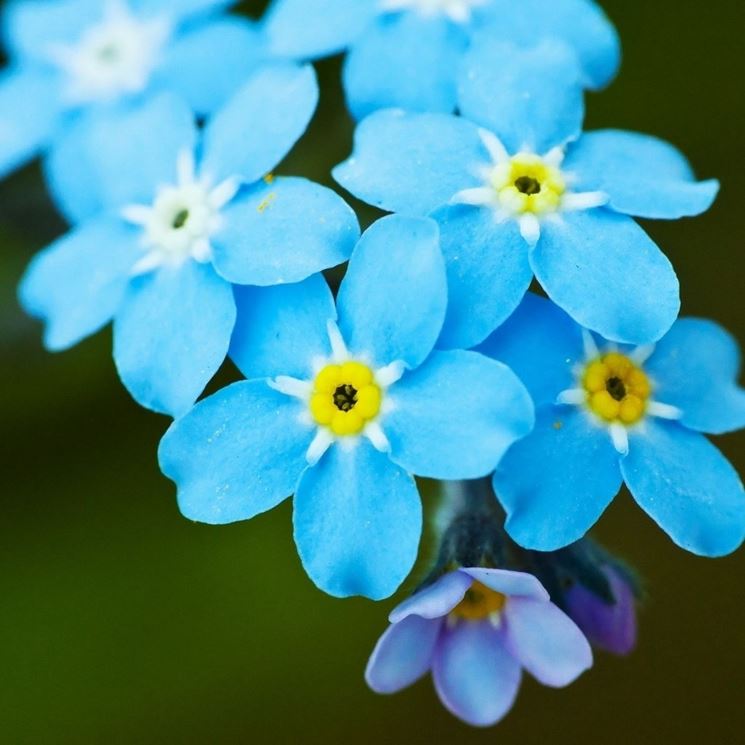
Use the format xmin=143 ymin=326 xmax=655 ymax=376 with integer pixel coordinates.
xmin=365 ymin=567 xmax=592 ymax=727
xmin=565 ymin=566 xmax=637 ymax=656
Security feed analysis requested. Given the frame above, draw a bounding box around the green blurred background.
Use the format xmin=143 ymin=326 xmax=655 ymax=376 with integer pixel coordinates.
xmin=1 ymin=1 xmax=744 ymax=742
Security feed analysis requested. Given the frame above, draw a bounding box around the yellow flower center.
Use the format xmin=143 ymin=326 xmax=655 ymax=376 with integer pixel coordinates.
xmin=450 ymin=581 xmax=507 ymax=621
xmin=491 ymin=154 xmax=566 ymax=215
xmin=309 ymin=361 xmax=382 ymax=436
xmin=583 ymin=352 xmax=652 ymax=425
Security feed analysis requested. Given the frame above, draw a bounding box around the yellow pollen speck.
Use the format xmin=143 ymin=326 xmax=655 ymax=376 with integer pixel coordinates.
xmin=310 ymin=361 xmax=382 ymax=436
xmin=257 ymin=192 xmax=277 ymax=213
xmin=582 ymin=352 xmax=652 ymax=425
xmin=553 ymin=420 xmax=563 ymax=430
xmin=263 ymin=172 xmax=275 ymax=184
xmin=491 ymin=153 xmax=566 ymax=215
xmin=451 ymin=581 xmax=507 ymax=621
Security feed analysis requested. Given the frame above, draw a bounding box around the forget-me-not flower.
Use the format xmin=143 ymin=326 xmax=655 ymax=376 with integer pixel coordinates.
xmin=334 ymin=42 xmax=719 ymax=350
xmin=20 ymin=65 xmax=359 ymax=417
xmin=158 ymin=215 xmax=535 ymax=600
xmin=479 ymin=293 xmax=745 ymax=557
xmin=262 ymin=0 xmax=620 ymax=119
xmin=365 ymin=567 xmax=592 ymax=726
xmin=0 ymin=0 xmax=264 ymax=190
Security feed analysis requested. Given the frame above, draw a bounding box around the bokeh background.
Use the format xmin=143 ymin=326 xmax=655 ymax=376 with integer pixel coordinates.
xmin=1 ymin=1 xmax=744 ymax=742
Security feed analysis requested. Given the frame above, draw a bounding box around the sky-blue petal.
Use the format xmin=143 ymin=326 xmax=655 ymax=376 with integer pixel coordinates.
xmin=494 ymin=406 xmax=622 ymax=551
xmin=113 ymin=261 xmax=236 ymax=417
xmin=337 ymin=215 xmax=446 ymax=369
xmin=333 ymin=109 xmax=485 ymax=216
xmin=200 ymin=63 xmax=318 ymax=185
xmin=159 ymin=380 xmax=313 ymax=524
xmin=131 ymin=0 xmax=235 ymax=22
xmin=294 ymin=439 xmax=421 ymax=600
xmin=531 ymin=209 xmax=680 ymax=345
xmin=458 ymin=40 xmax=585 ymax=153
xmin=386 ymin=350 xmax=534 ymax=480
xmin=565 ymin=130 xmax=719 ymax=219
xmin=622 ymin=420 xmax=745 ymax=558
xmin=212 ymin=176 xmax=359 ymax=286
xmin=230 ymin=274 xmax=335 ymax=381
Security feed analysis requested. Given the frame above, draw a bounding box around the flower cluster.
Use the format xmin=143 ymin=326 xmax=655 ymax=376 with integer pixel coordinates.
xmin=6 ymin=0 xmax=744 ymax=729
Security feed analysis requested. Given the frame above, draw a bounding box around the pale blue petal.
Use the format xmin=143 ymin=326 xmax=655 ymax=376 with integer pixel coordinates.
xmin=18 ymin=217 xmax=140 ymax=351
xmin=262 ymin=0 xmax=379 ymax=59
xmin=477 ymin=292 xmax=584 ymax=408
xmin=531 ymin=209 xmax=680 ymax=345
xmin=337 ymin=215 xmax=446 ymax=368
xmin=494 ymin=407 xmax=622 ymax=551
xmin=212 ymin=177 xmax=359 ymax=286
xmin=113 ymin=261 xmax=236 ymax=417
xmin=389 ymin=571 xmax=472 ymax=623
xmin=458 ymin=40 xmax=584 ymax=153
xmin=154 ymin=17 xmax=265 ymax=116
xmin=432 ymin=205 xmax=532 ymax=350
xmin=386 ymin=350 xmax=534 ymax=479
xmin=461 ymin=568 xmax=550 ymax=602
xmin=333 ymin=109 xmax=485 ymax=216
xmin=131 ymin=0 xmax=235 ymax=21
xmin=294 ymin=440 xmax=421 ymax=600
xmin=159 ymin=380 xmax=313 ymax=524
xmin=365 ymin=615 xmax=441 ymax=694
xmin=344 ymin=14 xmax=466 ymax=120
xmin=200 ymin=63 xmax=318 ymax=185
xmin=230 ymin=274 xmax=335 ymax=381
xmin=432 ymin=622 xmax=521 ymax=727
xmin=622 ymin=421 xmax=745 ymax=557
xmin=565 ymin=130 xmax=719 ymax=219
xmin=504 ymin=598 xmax=592 ymax=687
xmin=646 ymin=318 xmax=745 ymax=435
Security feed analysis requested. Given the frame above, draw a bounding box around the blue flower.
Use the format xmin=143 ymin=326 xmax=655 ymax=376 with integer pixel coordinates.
xmin=334 ymin=42 xmax=719 ymax=349
xmin=0 ymin=0 xmax=265 ymax=185
xmin=479 ymin=293 xmax=745 ymax=557
xmin=19 ymin=65 xmax=359 ymax=416
xmin=158 ymin=215 xmax=535 ymax=600
xmin=262 ymin=0 xmax=620 ymax=119
xmin=365 ymin=567 xmax=592 ymax=726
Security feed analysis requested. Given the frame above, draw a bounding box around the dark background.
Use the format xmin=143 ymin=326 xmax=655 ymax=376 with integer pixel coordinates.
xmin=1 ymin=1 xmax=744 ymax=743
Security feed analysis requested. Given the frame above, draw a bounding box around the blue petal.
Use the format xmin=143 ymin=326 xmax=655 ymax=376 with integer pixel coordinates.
xmin=230 ymin=274 xmax=335 ymax=381
xmin=200 ymin=63 xmax=318 ymax=185
xmin=432 ymin=622 xmax=521 ymax=727
xmin=0 ymin=66 xmax=62 ymax=179
xmin=432 ymin=205 xmax=532 ymax=350
xmin=386 ymin=350 xmax=534 ymax=480
xmin=476 ymin=292 xmax=584 ymax=408
xmin=131 ymin=0 xmax=235 ymax=21
xmin=645 ymin=318 xmax=745 ymax=435
xmin=389 ymin=571 xmax=472 ymax=623
xmin=18 ymin=217 xmax=140 ymax=350
xmin=457 ymin=40 xmax=584 ymax=153
xmin=262 ymin=0 xmax=379 ymax=59
xmin=343 ymin=14 xmax=466 ymax=121
xmin=293 ymin=439 xmax=421 ymax=600
xmin=565 ymin=130 xmax=719 ymax=219
xmin=622 ymin=420 xmax=745 ymax=557
xmin=337 ymin=215 xmax=446 ymax=369
xmin=503 ymin=598 xmax=592 ymax=687
xmin=461 ymin=568 xmax=550 ymax=602
xmin=159 ymin=380 xmax=313 ymax=524
xmin=365 ymin=615 xmax=441 ymax=694
xmin=494 ymin=407 xmax=622 ymax=551
xmin=113 ymin=261 xmax=236 ymax=417
xmin=333 ymin=109 xmax=485 ymax=216
xmin=212 ymin=176 xmax=359 ymax=286
xmin=531 ymin=209 xmax=680 ymax=345
xmin=476 ymin=0 xmax=620 ymax=90
xmin=154 ymin=17 xmax=266 ymax=116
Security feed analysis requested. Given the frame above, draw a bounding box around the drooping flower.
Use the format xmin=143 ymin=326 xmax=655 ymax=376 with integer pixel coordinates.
xmin=334 ymin=42 xmax=718 ymax=349
xmin=158 ymin=215 xmax=535 ymax=599
xmin=479 ymin=292 xmax=745 ymax=556
xmin=261 ymin=0 xmax=620 ymax=119
xmin=0 ymin=0 xmax=265 ymax=188
xmin=365 ymin=567 xmax=592 ymax=726
xmin=20 ymin=65 xmax=359 ymax=416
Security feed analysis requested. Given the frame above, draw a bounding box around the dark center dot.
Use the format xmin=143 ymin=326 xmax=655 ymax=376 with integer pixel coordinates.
xmin=172 ymin=209 xmax=189 ymax=229
xmin=606 ymin=376 xmax=627 ymax=402
xmin=514 ymin=176 xmax=542 ymax=195
xmin=333 ymin=384 xmax=358 ymax=412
